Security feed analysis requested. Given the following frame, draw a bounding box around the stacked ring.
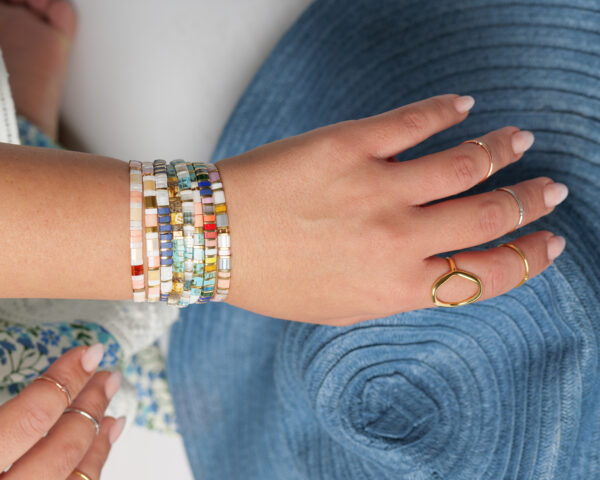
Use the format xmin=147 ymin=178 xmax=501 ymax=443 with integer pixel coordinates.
xmin=142 ymin=162 xmax=160 ymax=302
xmin=461 ymin=139 xmax=493 ymax=183
xmin=499 ymin=242 xmax=529 ymax=286
xmin=128 ymin=160 xmax=145 ymax=302
xmin=206 ymin=162 xmax=231 ymax=302
xmin=154 ymin=159 xmax=173 ymax=302
xmin=194 ymin=162 xmax=217 ymax=302
xmin=167 ymin=162 xmax=184 ymax=306
xmin=63 ymin=407 xmax=100 ymax=435
xmin=32 ymin=374 xmax=72 ymax=407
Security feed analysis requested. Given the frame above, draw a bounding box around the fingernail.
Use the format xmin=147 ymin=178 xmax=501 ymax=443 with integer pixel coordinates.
xmin=105 ymin=370 xmax=122 ymax=400
xmin=454 ymin=95 xmax=475 ymax=113
xmin=81 ymin=343 xmax=105 ymax=373
xmin=109 ymin=416 xmax=126 ymax=445
xmin=543 ymin=182 xmax=569 ymax=207
xmin=547 ymin=235 xmax=566 ymax=260
xmin=512 ymin=130 xmax=535 ymax=154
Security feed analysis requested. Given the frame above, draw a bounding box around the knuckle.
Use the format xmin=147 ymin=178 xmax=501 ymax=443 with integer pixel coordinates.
xmin=19 ymin=400 xmax=55 ymax=437
xmin=451 ymin=153 xmax=479 ymax=187
xmin=478 ymin=200 xmax=506 ymax=237
xmin=401 ymin=108 xmax=429 ymax=136
xmin=60 ymin=438 xmax=86 ymax=474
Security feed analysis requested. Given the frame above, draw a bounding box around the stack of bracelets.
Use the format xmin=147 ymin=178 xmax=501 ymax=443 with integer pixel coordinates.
xmin=129 ymin=159 xmax=231 ymax=307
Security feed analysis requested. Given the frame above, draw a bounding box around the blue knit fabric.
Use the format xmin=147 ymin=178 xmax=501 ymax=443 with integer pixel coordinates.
xmin=168 ymin=0 xmax=600 ymax=478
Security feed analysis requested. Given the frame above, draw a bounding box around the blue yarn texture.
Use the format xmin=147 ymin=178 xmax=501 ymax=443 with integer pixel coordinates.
xmin=168 ymin=0 xmax=600 ymax=478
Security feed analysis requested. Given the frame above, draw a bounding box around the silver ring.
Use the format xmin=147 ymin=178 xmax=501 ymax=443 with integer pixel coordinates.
xmin=496 ymin=187 xmax=524 ymax=230
xmin=63 ymin=407 xmax=100 ymax=435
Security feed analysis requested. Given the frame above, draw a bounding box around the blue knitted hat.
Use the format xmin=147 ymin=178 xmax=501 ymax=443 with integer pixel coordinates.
xmin=168 ymin=1 xmax=600 ymax=478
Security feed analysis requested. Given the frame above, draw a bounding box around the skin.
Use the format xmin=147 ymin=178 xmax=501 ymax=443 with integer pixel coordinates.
xmin=0 ymin=345 xmax=124 ymax=479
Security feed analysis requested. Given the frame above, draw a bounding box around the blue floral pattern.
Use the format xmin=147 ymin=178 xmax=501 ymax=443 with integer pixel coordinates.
xmin=0 ymin=319 xmax=121 ymax=394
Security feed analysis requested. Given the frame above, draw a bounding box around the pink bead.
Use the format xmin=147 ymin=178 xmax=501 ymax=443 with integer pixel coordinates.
xmin=132 ymin=277 xmax=145 ymax=289
xmin=218 ymin=279 xmax=230 ymax=288
xmin=130 ymin=191 xmax=143 ymax=201
xmin=195 ymin=215 xmax=203 ymax=227
xmin=206 ymin=239 xmax=217 ymax=247
xmin=209 ymin=172 xmax=220 ymax=181
xmin=149 ymin=256 xmax=160 ymax=268
xmin=145 ymin=215 xmax=157 ymax=227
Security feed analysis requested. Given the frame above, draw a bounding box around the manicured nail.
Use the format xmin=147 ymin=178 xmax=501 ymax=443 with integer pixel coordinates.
xmin=547 ymin=235 xmax=566 ymax=260
xmin=512 ymin=130 xmax=535 ymax=154
xmin=81 ymin=343 xmax=105 ymax=373
xmin=109 ymin=416 xmax=126 ymax=445
xmin=105 ymin=370 xmax=122 ymax=400
xmin=543 ymin=182 xmax=569 ymax=207
xmin=454 ymin=95 xmax=475 ymax=113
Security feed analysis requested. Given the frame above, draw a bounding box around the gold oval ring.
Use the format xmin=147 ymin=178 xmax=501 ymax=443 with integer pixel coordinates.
xmin=461 ymin=139 xmax=494 ymax=183
xmin=431 ymin=256 xmax=483 ymax=307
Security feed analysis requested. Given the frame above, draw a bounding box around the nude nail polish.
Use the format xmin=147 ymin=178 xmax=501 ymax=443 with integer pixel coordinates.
xmin=105 ymin=370 xmax=122 ymax=400
xmin=454 ymin=95 xmax=475 ymax=113
xmin=81 ymin=343 xmax=105 ymax=373
xmin=109 ymin=416 xmax=127 ymax=444
xmin=512 ymin=130 xmax=535 ymax=154
xmin=543 ymin=182 xmax=569 ymax=207
xmin=547 ymin=235 xmax=566 ymax=260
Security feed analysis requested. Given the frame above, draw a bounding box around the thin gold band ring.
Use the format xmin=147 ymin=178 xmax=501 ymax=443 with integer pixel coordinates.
xmin=499 ymin=242 xmax=529 ymax=287
xmin=72 ymin=470 xmax=92 ymax=480
xmin=461 ymin=139 xmax=493 ymax=183
xmin=32 ymin=375 xmax=72 ymax=407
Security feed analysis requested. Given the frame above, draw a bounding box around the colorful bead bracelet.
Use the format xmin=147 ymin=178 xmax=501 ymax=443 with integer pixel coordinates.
xmin=128 ymin=159 xmax=231 ymax=307
xmin=206 ymin=162 xmax=231 ymax=302
xmin=142 ymin=162 xmax=161 ymax=302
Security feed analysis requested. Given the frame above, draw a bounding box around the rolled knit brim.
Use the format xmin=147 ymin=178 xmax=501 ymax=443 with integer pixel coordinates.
xmin=168 ymin=0 xmax=600 ymax=478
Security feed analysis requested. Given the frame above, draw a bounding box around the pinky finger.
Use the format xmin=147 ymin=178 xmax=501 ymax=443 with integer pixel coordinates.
xmin=421 ymin=230 xmax=565 ymax=308
xmin=68 ymin=416 xmax=126 ymax=480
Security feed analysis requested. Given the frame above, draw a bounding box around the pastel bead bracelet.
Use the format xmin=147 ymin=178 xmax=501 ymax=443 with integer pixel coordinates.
xmin=129 ymin=160 xmax=145 ymax=303
xmin=128 ymin=159 xmax=230 ymax=307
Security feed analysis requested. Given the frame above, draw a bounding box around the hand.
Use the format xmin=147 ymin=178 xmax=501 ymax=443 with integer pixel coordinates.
xmin=0 ymin=344 xmax=125 ymax=479
xmin=217 ymin=93 xmax=567 ymax=325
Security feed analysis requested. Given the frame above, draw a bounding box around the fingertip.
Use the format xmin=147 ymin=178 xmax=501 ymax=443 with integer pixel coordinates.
xmin=109 ymin=416 xmax=126 ymax=445
xmin=454 ymin=95 xmax=475 ymax=114
xmin=81 ymin=343 xmax=105 ymax=373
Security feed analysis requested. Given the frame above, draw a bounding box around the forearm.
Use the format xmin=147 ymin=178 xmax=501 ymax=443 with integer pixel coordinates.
xmin=0 ymin=143 xmax=133 ymax=300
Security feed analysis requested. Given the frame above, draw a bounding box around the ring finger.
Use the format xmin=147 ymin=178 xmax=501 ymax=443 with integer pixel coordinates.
xmin=67 ymin=416 xmax=126 ymax=480
xmin=3 ymin=370 xmax=122 ymax=480
xmin=410 ymin=230 xmax=565 ymax=310
xmin=413 ymin=176 xmax=568 ymax=256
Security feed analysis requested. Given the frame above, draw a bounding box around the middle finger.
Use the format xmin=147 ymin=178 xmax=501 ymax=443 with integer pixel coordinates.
xmin=4 ymin=370 xmax=122 ymax=480
xmin=394 ymin=126 xmax=534 ymax=206
xmin=412 ymin=176 xmax=568 ymax=256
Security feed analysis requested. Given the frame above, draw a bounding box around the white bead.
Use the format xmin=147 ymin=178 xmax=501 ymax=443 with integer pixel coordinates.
xmin=213 ymin=190 xmax=225 ymax=204
xmin=218 ymin=234 xmax=230 ymax=248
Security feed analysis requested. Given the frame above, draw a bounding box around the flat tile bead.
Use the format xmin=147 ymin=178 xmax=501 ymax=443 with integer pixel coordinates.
xmin=213 ymin=190 xmax=225 ymax=204
xmin=216 ymin=214 xmax=228 ymax=227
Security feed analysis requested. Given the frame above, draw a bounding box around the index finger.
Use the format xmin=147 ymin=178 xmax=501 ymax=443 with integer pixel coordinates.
xmin=0 ymin=343 xmax=105 ymax=472
xmin=342 ymin=93 xmax=474 ymax=160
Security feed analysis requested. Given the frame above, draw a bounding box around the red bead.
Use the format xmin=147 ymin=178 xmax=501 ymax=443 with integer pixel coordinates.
xmin=131 ymin=264 xmax=144 ymax=276
xmin=205 ymin=223 xmax=216 ymax=230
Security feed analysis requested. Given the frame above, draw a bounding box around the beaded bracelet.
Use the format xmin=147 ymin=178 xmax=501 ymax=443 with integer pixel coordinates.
xmin=206 ymin=163 xmax=231 ymax=302
xmin=153 ymin=159 xmax=173 ymax=302
xmin=129 ymin=161 xmax=145 ymax=302
xmin=172 ymin=159 xmax=195 ymax=307
xmin=188 ymin=163 xmax=204 ymax=304
xmin=167 ymin=162 xmax=184 ymax=306
xmin=142 ymin=162 xmax=161 ymax=302
xmin=194 ymin=162 xmax=217 ymax=302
